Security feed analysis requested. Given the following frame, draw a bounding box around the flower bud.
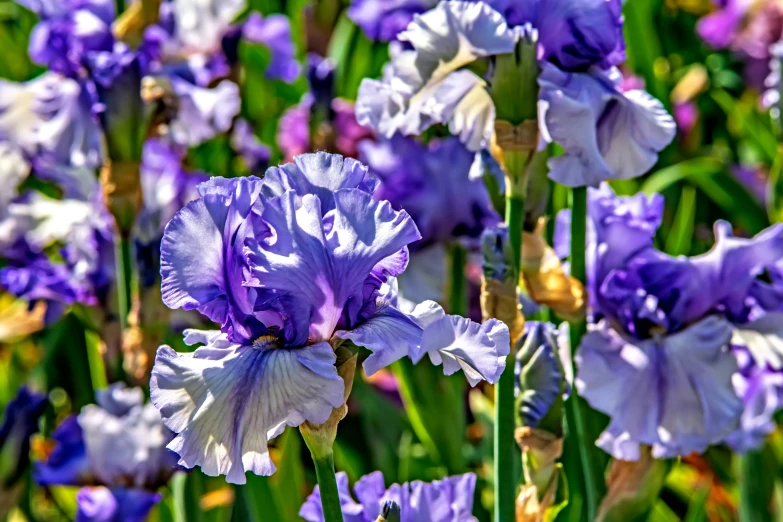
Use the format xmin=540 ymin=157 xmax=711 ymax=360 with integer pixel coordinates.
xmin=376 ymin=500 xmax=401 ymax=522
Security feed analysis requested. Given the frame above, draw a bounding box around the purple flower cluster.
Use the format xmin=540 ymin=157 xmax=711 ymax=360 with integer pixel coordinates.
xmin=556 ymin=184 xmax=783 ymax=459
xmin=35 ymin=384 xmax=179 ymax=522
xmin=355 ymin=0 xmax=676 ymax=187
xmin=0 ymin=387 xmax=47 ymax=489
xmin=300 ymin=471 xmax=478 ymax=521
xmin=150 ymin=152 xmax=509 ymax=483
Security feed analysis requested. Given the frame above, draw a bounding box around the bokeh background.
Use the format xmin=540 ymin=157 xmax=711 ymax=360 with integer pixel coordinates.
xmin=0 ymin=0 xmax=781 ymax=520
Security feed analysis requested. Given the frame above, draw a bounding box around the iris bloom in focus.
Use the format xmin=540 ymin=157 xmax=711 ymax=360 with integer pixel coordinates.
xmin=150 ymin=152 xmax=510 ymax=483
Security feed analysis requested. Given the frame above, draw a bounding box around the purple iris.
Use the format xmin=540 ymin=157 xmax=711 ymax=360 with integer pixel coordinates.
xmin=18 ymin=0 xmax=116 ymax=79
xmin=355 ymin=1 xmax=674 ymax=187
xmin=150 ymin=152 xmax=509 ymax=483
xmin=0 ymin=387 xmax=47 ymax=489
xmin=35 ymin=384 xmax=179 ymax=522
xmin=300 ymin=471 xmax=478 ymax=521
xmin=0 ymin=193 xmax=115 ymax=324
xmin=361 ymin=136 xmax=500 ymax=249
xmin=556 ymin=184 xmax=783 ymax=459
xmin=0 ymin=73 xmax=103 ymax=170
xmin=153 ymin=0 xmax=300 ymax=86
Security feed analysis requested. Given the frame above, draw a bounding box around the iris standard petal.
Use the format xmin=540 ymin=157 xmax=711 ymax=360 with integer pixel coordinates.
xmin=171 ymin=0 xmax=245 ymax=54
xmin=355 ymin=1 xmax=515 ymax=150
xmin=299 ymin=471 xmax=366 ymax=522
xmin=576 ymin=317 xmax=742 ymax=460
xmin=242 ymin=13 xmax=300 ymax=82
xmin=301 ymin=470 xmax=478 ymax=522
xmin=150 ymin=333 xmax=344 ymax=483
xmin=247 ymin=188 xmax=420 ymax=345
xmin=159 ymin=176 xmax=264 ymax=334
xmin=262 ymin=152 xmax=374 ymax=212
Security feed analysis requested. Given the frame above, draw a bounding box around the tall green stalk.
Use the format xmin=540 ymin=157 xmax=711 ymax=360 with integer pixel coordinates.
xmin=449 ymin=244 xmax=468 ymax=317
xmin=494 ymin=151 xmax=527 ymax=522
xmin=115 ymin=235 xmax=134 ymax=332
xmin=565 ymin=186 xmax=604 ymax=521
xmin=310 ymin=451 xmax=344 ymax=522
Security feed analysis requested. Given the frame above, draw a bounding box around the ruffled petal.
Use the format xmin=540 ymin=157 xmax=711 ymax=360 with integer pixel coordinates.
xmin=539 ymin=64 xmax=675 ymax=187
xmin=262 ymin=152 xmax=373 ymax=212
xmin=78 ymin=400 xmax=176 ymax=489
xmin=409 ymin=300 xmax=510 ymax=385
xmin=0 ymin=73 xmax=103 ymax=168
xmin=397 ymin=1 xmax=516 ymax=79
xmin=689 ymin=222 xmax=783 ymax=323
xmin=160 ymin=176 xmax=264 ymax=339
xmin=150 ymin=333 xmax=344 ymax=484
xmin=95 ymin=383 xmax=144 ymax=417
xmin=355 ymin=1 xmax=514 ymax=150
xmin=169 ymin=78 xmax=241 ymax=147
xmin=159 ymin=197 xmax=229 ymax=318
xmin=576 ymin=317 xmax=742 ymax=460
xmin=335 ymin=304 xmax=423 ymax=375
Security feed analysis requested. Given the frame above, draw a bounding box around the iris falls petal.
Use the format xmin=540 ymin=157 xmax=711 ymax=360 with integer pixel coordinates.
xmin=150 ymin=333 xmax=344 ymax=483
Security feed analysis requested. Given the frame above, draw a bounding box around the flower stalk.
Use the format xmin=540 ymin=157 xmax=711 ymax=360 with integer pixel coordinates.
xmin=481 ymin=224 xmax=524 ymax=522
xmin=300 ymin=346 xmax=357 ymax=522
xmin=565 ymin=186 xmax=604 ymax=520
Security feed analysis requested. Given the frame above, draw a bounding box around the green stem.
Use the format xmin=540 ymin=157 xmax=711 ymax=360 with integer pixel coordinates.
xmin=738 ymin=448 xmax=774 ymax=522
xmin=494 ymin=356 xmax=516 ymax=522
xmin=449 ymin=244 xmax=468 ymax=317
xmin=565 ymin=186 xmax=602 ymax=521
xmin=310 ymin=451 xmax=344 ymax=522
xmin=115 ymin=234 xmax=134 ymax=331
xmin=495 ymin=153 xmax=526 ymax=522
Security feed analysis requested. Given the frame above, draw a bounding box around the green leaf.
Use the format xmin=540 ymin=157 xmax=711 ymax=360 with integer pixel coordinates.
xmin=664 ymin=185 xmax=697 ymax=256
xmin=392 ymin=359 xmax=466 ymax=475
xmin=271 ymin=429 xmax=306 ymax=521
xmin=642 ymin=157 xmax=768 ymax=234
xmin=710 ymin=89 xmax=778 ymax=163
xmin=683 ymin=483 xmax=709 ymax=522
xmin=622 ymin=0 xmax=668 ymax=108
xmin=738 ymin=445 xmax=777 ymax=522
